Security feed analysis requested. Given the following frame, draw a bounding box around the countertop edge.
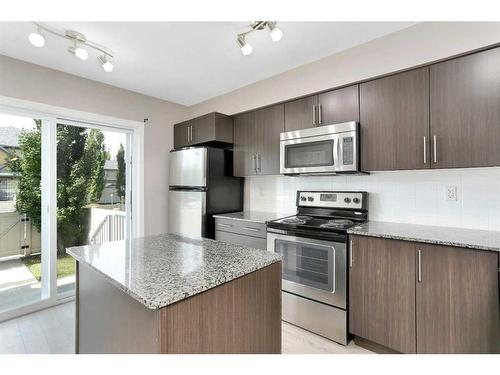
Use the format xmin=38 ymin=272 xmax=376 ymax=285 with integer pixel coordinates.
xmin=67 ymin=247 xmax=282 ymax=310
xmin=347 ymin=228 xmax=500 ymax=253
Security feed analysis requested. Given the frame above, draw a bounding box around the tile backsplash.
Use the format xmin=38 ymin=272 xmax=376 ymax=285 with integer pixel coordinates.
xmin=244 ymin=167 xmax=500 ymax=231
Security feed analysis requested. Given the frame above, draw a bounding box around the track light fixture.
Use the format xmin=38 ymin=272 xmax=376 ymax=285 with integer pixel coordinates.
xmin=28 ymin=22 xmax=115 ymax=72
xmin=236 ymin=21 xmax=283 ymax=56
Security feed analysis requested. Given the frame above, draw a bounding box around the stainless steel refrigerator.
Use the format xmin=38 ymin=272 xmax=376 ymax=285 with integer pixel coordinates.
xmin=168 ymin=146 xmax=243 ymax=239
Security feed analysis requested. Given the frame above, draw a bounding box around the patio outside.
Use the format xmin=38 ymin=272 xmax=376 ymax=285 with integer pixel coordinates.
xmin=0 ymin=114 xmax=127 ymax=315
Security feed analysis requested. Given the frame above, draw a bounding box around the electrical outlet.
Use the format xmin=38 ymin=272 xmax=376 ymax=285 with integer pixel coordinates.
xmin=445 ymin=185 xmax=458 ymax=201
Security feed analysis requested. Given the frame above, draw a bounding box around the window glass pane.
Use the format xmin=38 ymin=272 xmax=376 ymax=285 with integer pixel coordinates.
xmin=285 ymin=140 xmax=334 ymax=168
xmin=56 ymin=124 xmax=129 ymax=297
xmin=275 ymin=239 xmax=334 ymax=292
xmin=0 ymin=114 xmax=43 ymax=313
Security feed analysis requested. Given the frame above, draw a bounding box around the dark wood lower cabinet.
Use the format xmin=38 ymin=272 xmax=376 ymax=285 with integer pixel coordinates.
xmin=416 ymin=244 xmax=500 ymax=353
xmin=349 ymin=236 xmax=417 ymax=353
xmin=349 ymin=235 xmax=500 ymax=354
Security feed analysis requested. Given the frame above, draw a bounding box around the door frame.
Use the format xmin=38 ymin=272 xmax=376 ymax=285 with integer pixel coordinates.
xmin=0 ymin=95 xmax=144 ymax=322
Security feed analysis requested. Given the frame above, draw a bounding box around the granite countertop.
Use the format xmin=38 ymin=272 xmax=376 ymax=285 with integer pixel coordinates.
xmin=66 ymin=234 xmax=282 ymax=310
xmin=347 ymin=221 xmax=500 ymax=253
xmin=213 ymin=211 xmax=289 ymax=224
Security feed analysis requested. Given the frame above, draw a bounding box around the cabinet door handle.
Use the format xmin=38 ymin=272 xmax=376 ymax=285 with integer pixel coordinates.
xmin=190 ymin=125 xmax=194 ymax=142
xmin=187 ymin=126 xmax=190 ymax=143
xmin=417 ymin=249 xmax=422 ymax=282
xmin=257 ymin=153 xmax=262 ymax=172
xmin=318 ymin=103 xmax=322 ymax=125
xmin=312 ymin=104 xmax=317 ymax=125
xmin=423 ymin=136 xmax=427 ymax=164
xmin=433 ymin=135 xmax=437 ymax=164
xmin=349 ymin=240 xmax=353 ymax=268
xmin=243 ymin=226 xmax=260 ymax=232
xmin=252 ymin=154 xmax=257 ymax=173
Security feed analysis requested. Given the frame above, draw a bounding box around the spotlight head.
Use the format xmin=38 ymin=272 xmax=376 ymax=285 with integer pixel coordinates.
xmin=98 ymin=54 xmax=114 ymax=72
xmin=267 ymin=22 xmax=283 ymax=42
xmin=29 ymin=30 xmax=45 ymax=47
xmin=74 ymin=47 xmax=88 ymax=60
xmin=237 ymin=35 xmax=253 ymax=56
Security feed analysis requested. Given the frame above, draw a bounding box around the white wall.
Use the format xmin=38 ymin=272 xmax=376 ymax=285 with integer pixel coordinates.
xmin=245 ymin=167 xmax=500 ymax=231
xmin=0 ymin=55 xmax=189 ymax=236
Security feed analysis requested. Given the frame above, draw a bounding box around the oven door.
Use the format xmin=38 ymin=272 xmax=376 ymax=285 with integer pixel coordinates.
xmin=267 ymin=231 xmax=346 ymax=309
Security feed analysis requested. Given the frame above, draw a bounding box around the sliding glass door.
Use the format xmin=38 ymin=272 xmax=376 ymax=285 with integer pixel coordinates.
xmin=55 ymin=121 xmax=131 ymax=297
xmin=0 ymin=109 xmax=134 ymax=320
xmin=0 ymin=113 xmax=46 ymax=314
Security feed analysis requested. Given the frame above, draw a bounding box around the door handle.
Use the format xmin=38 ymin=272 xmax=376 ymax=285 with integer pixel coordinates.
xmin=312 ymin=104 xmax=316 ymax=125
xmin=257 ymin=153 xmax=262 ymax=172
xmin=318 ymin=103 xmax=322 ymax=125
xmin=423 ymin=136 xmax=427 ymax=164
xmin=190 ymin=125 xmax=194 ymax=142
xmin=433 ymin=135 xmax=437 ymax=164
xmin=243 ymin=226 xmax=260 ymax=232
xmin=417 ymin=249 xmax=422 ymax=282
xmin=252 ymin=154 xmax=257 ymax=173
xmin=349 ymin=240 xmax=353 ymax=268
xmin=187 ymin=126 xmax=190 ymax=143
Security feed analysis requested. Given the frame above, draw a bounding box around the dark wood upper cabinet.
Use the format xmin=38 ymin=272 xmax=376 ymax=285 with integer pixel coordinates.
xmin=284 ymin=95 xmax=317 ymax=131
xmin=233 ymin=111 xmax=256 ymax=177
xmin=360 ymin=67 xmax=430 ymax=171
xmin=173 ymin=112 xmax=232 ymax=149
xmin=254 ymin=104 xmax=284 ymax=175
xmin=318 ymin=85 xmax=359 ymax=125
xmin=416 ymin=244 xmax=500 ymax=354
xmin=349 ymin=235 xmax=417 ymax=354
xmin=430 ymin=47 xmax=500 ymax=169
xmin=173 ymin=120 xmax=192 ymax=149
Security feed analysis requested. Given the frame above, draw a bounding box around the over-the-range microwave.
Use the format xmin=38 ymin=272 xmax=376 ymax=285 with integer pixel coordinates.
xmin=279 ymin=121 xmax=364 ymax=176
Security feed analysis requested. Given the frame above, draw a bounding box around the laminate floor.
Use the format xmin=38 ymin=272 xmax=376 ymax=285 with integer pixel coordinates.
xmin=0 ymin=302 xmax=372 ymax=354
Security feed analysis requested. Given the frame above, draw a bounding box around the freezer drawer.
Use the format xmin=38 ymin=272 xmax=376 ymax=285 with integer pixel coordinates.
xmin=169 ymin=147 xmax=207 ymax=187
xmin=168 ymin=190 xmax=206 ymax=237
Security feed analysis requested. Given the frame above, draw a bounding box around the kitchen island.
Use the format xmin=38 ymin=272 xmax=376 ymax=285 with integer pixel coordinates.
xmin=67 ymin=234 xmax=282 ymax=354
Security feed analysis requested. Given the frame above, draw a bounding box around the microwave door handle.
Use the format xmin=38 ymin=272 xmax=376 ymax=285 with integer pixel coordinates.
xmin=333 ymin=136 xmax=339 ymax=170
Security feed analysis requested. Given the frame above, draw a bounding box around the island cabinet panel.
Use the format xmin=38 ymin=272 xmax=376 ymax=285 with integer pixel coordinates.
xmin=173 ymin=120 xmax=192 ymax=149
xmin=349 ymin=235 xmax=417 ymax=353
xmin=415 ymin=244 xmax=500 ymax=354
xmin=159 ymin=262 xmax=282 ymax=354
xmin=430 ymin=47 xmax=500 ymax=169
xmin=77 ymin=264 xmax=161 ymax=354
xmin=359 ymin=67 xmax=430 ymax=171
xmin=284 ymin=95 xmax=317 ymax=131
xmin=254 ymin=104 xmax=284 ymax=175
xmin=317 ymin=85 xmax=360 ymax=125
xmin=233 ymin=111 xmax=257 ymax=176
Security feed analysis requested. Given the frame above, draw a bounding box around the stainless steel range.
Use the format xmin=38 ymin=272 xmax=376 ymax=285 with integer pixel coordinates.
xmin=267 ymin=191 xmax=368 ymax=345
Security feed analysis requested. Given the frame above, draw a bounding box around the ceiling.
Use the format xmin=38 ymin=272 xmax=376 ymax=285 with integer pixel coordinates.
xmin=0 ymin=22 xmax=416 ymax=106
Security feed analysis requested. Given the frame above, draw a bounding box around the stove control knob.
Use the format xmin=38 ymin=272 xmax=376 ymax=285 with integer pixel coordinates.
xmin=353 ymin=197 xmax=360 ymax=204
xmin=344 ymin=197 xmax=351 ymax=203
xmin=300 ymin=196 xmax=306 ymax=202
xmin=307 ymin=196 xmax=314 ymax=202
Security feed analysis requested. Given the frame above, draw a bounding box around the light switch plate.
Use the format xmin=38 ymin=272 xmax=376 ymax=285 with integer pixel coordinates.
xmin=445 ymin=185 xmax=458 ymax=201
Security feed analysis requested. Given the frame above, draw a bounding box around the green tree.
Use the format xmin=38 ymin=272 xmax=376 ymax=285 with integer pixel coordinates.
xmin=116 ymin=143 xmax=125 ymax=200
xmin=15 ymin=122 xmax=108 ymax=253
xmin=15 ymin=120 xmax=42 ymax=230
xmin=85 ymin=129 xmax=107 ymax=203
